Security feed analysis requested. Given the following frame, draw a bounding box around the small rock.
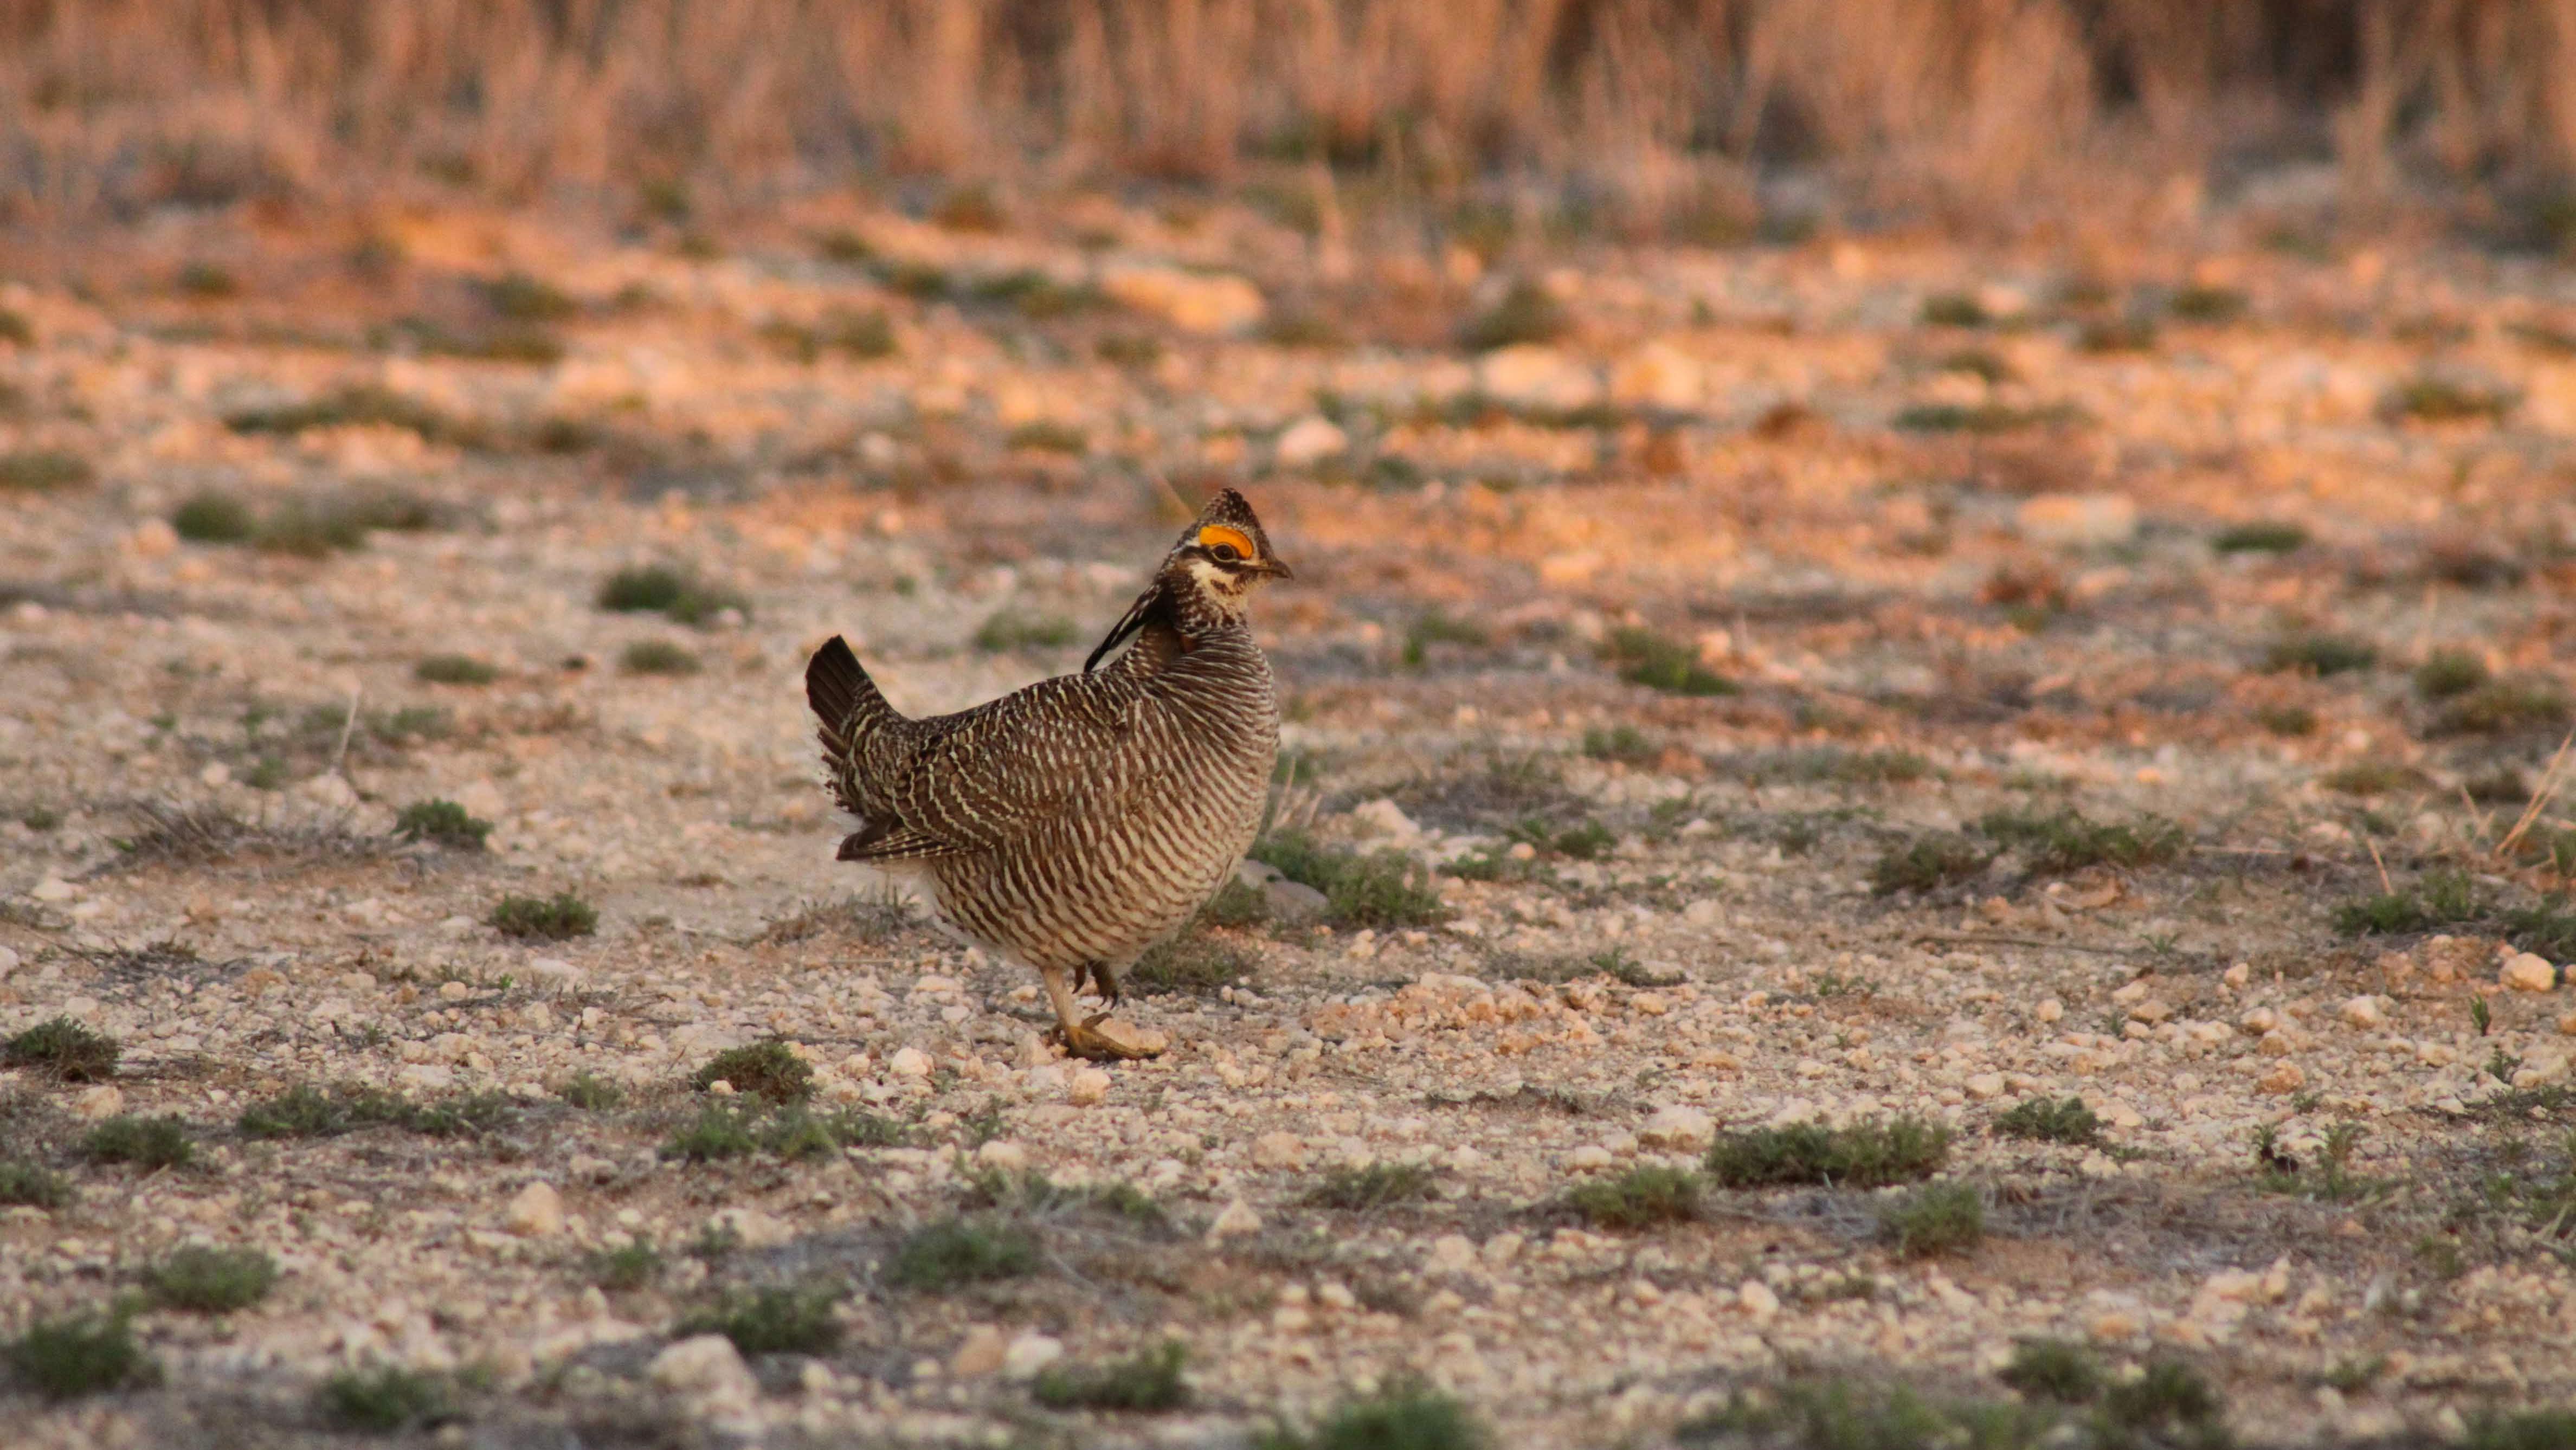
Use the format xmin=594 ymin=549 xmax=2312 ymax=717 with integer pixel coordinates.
xmin=1100 ymin=265 xmax=1264 ymax=334
xmin=31 ymin=878 xmax=75 ymax=903
xmin=1348 ymin=798 xmax=1422 ymax=841
xmin=2558 ymin=1009 xmax=2576 ymax=1037
xmin=1208 ymin=1198 xmax=1261 ymax=1240
xmin=1252 ymin=1132 xmax=1308 ymax=1168
xmin=71 ymin=1085 xmax=124 ymax=1121
xmin=1638 ymin=1105 xmax=1715 ymax=1149
xmin=1965 ymin=1073 xmax=2007 ymax=1099
xmin=889 ymin=1047 xmax=933 ymax=1077
xmin=2339 ymin=996 xmax=2385 ymax=1028
xmin=1426 ymin=1235 xmax=1478 ymax=1274
xmin=1569 ymin=1144 xmax=1615 ymax=1170
xmin=649 ymin=1334 xmax=757 ymax=1410
xmin=300 ymin=772 xmax=359 ymax=809
xmin=1737 ymin=1280 xmax=1780 ymax=1320
xmin=976 ymin=1140 xmax=1028 ymax=1169
xmin=506 ymin=1181 xmax=563 ymax=1237
xmin=1089 ymin=1017 xmax=1167 ymax=1056
xmin=0 ymin=945 xmax=18 ymax=977
xmin=2258 ymin=1061 xmax=2306 ymax=1095
xmin=568 ymin=1155 xmax=616 ymax=1183
xmin=199 ymin=762 xmax=231 ymax=788
xmin=2034 ymin=998 xmax=2063 ymax=1023
xmin=2015 ymin=492 xmax=2139 ymax=547
xmin=455 ymin=779 xmax=507 ymax=821
xmin=950 ymin=1324 xmax=1007 ymax=1378
xmin=1067 ymin=1069 xmax=1112 ymax=1105
xmin=1272 ymin=416 xmax=1349 ymax=469
xmin=2501 ymin=952 xmax=2558 ymax=993
xmin=1264 ymin=879 xmax=1330 ymax=923
xmin=1479 ymin=345 xmax=1601 ymax=411
xmin=706 ymin=1207 xmax=793 ymax=1249
xmin=1001 ymin=1333 xmax=1064 ymax=1381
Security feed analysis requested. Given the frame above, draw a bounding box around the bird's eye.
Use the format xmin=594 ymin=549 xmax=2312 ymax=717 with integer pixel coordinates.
xmin=1209 ymin=542 xmax=1242 ymax=563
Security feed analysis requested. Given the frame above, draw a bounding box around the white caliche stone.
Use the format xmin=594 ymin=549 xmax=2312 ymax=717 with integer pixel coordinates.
xmin=1000 ymin=1332 xmax=1064 ymax=1381
xmin=1638 ymin=1106 xmax=1715 ymax=1149
xmin=505 ymin=1181 xmax=563 ymax=1237
xmin=2501 ymin=953 xmax=2557 ymax=993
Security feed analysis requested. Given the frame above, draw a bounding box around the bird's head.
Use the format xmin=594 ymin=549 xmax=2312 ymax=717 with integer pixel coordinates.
xmin=1164 ymin=487 xmax=1291 ymax=611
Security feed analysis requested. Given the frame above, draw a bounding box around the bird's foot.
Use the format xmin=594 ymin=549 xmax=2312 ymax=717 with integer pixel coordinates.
xmin=1054 ymin=1013 xmax=1162 ymax=1062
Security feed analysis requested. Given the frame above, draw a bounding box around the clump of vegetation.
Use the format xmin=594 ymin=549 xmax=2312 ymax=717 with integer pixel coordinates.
xmin=1034 ymin=1339 xmax=1190 ymax=1412
xmin=1607 ymin=626 xmax=1736 ymax=697
xmin=2254 ymin=703 xmax=2318 ymax=737
xmin=1918 ymin=292 xmax=1990 ymax=327
xmin=2384 ymin=374 xmax=2519 ymax=423
xmin=1567 ymin=1164 xmax=1701 ymax=1229
xmin=237 ymin=1082 xmax=515 ymax=1140
xmin=691 ymin=1041 xmax=813 ymax=1104
xmin=586 ymin=1239 xmax=662 ymax=1291
xmin=1006 ymin=420 xmax=1089 ymax=454
xmin=660 ymin=1101 xmax=761 ymax=1161
xmin=2429 ymin=680 xmax=2573 ymax=737
xmin=394 ymin=798 xmax=491 ymax=849
xmin=1975 ymin=808 xmax=2186 ymax=875
xmin=0 ymin=448 xmax=92 ymax=492
xmin=1704 ymin=1117 xmax=1951 ymax=1189
xmin=83 ymin=1114 xmax=194 ymax=1170
xmin=148 ymin=1245 xmax=276 ymax=1313
xmin=1582 ymin=724 xmax=1659 ymax=765
xmin=619 ymin=639 xmax=701 ymax=675
xmin=2333 ymin=868 xmax=2482 ymax=936
xmin=1878 ymin=1181 xmax=1984 ymax=1258
xmin=2212 ymin=521 xmax=2307 ymax=555
xmin=596 ymin=564 xmax=748 ymax=627
xmin=4 ymin=1017 xmax=118 ymax=1081
xmin=1998 ymin=1338 xmax=2101 ymax=1403
xmin=1250 ymin=828 xmax=1446 ymax=928
xmin=888 ymin=1215 xmax=1041 ymax=1290
xmin=557 ymin=1071 xmax=623 ymax=1111
xmin=2262 ymin=633 xmax=2376 ymax=676
xmin=2467 ymin=1408 xmax=2576 ymax=1450
xmin=170 ymin=491 xmax=259 ymax=543
xmin=1681 ymin=1379 xmax=2050 ymax=1450
xmin=488 ymin=891 xmax=597 ymax=940
xmin=1871 ymin=832 xmax=1992 ymax=894
xmin=2253 ymin=1122 xmax=2386 ymax=1202
xmin=660 ymin=1099 xmax=905 ymax=1162
xmin=1262 ymin=1377 xmax=1490 ymax=1450
xmin=1305 ymin=1162 xmax=1438 ymax=1211
xmin=317 ymin=1364 xmax=458 ymax=1433
xmin=2168 ymin=286 xmax=2248 ymax=324
xmin=1893 ymin=402 xmax=2083 ymax=432
xmin=975 ymin=611 xmax=1081 ymax=652
xmin=2320 ymin=760 xmax=2420 ymax=796
xmin=480 ymin=270 xmax=577 ymax=322
xmin=2413 ymin=649 xmax=2490 ymax=700
xmin=761 ymin=307 xmax=896 ymax=362
xmin=0 ymin=1160 xmax=71 ymax=1208
xmin=224 ymin=385 xmax=472 ymax=446
xmin=1131 ymin=932 xmax=1253 ymax=996
xmin=675 ymin=1285 xmax=844 ymax=1355
xmin=2101 ymin=1359 xmax=2226 ymax=1443
xmin=1459 ymin=278 xmax=1568 ymax=351
xmin=414 ymin=654 xmax=498 ymax=685
xmin=1994 ymin=1097 xmax=2100 ymax=1146
xmin=6 ymin=1308 xmax=155 ymax=1400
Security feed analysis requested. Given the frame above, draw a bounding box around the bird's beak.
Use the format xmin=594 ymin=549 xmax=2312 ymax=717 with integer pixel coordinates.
xmin=1255 ymin=557 xmax=1294 ymax=581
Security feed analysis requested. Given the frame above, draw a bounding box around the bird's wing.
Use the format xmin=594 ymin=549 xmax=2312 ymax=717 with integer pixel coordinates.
xmin=841 ymin=674 xmax=1143 ymax=861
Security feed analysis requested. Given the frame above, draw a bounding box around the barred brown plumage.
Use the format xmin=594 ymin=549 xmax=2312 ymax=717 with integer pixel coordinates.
xmin=804 ymin=488 xmax=1290 ymax=1060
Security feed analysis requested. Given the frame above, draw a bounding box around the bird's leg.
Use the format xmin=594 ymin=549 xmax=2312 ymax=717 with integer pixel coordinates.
xmin=1089 ymin=962 xmax=1123 ymax=1006
xmin=1040 ymin=963 xmax=1157 ymax=1062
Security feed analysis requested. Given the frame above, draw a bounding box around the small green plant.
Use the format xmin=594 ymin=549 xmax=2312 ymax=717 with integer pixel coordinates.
xmin=1704 ymin=1118 xmax=1951 ymax=1189
xmin=1894 ymin=402 xmax=2083 ymax=432
xmin=1401 ymin=610 xmax=1486 ymax=667
xmin=393 ymin=798 xmax=491 ymax=849
xmin=619 ymin=639 xmax=700 ymax=675
xmin=2263 ymin=633 xmax=2377 ymax=676
xmin=2471 ymin=995 xmax=2494 ymax=1037
xmin=2385 ymin=374 xmax=2518 ymax=423
xmin=1606 ymin=626 xmax=1735 ymax=697
xmin=2254 ymin=703 xmax=2317 ymax=737
xmin=2332 ymin=868 xmax=2481 ymax=936
xmin=888 ymin=1215 xmax=1040 ymax=1290
xmin=691 ymin=1041 xmax=814 ymax=1104
xmin=1871 ymin=832 xmax=1992 ymax=893
xmin=0 ymin=448 xmax=92 ymax=492
xmin=4 ymin=1016 xmax=118 ymax=1081
xmin=675 ymin=1285 xmax=843 ymax=1355
xmin=1264 ymin=1376 xmax=1489 ymax=1450
xmin=176 ymin=260 xmax=238 ymax=297
xmin=662 ymin=1101 xmax=762 ymax=1161
xmin=1249 ymin=829 xmax=1446 ymax=927
xmin=489 ymin=891 xmax=597 ymax=940
xmin=1878 ymin=1181 xmax=1984 ymax=1258
xmin=2099 ymin=1358 xmax=2224 ymax=1442
xmin=2321 ymin=760 xmax=2418 ymax=796
xmin=1005 ymin=421 xmax=1089 ymax=454
xmin=557 ymin=1071 xmax=623 ymax=1110
xmin=148 ymin=1245 xmax=276 ymax=1312
xmin=6 ymin=1308 xmax=155 ymax=1399
xmin=2430 ymin=680 xmax=2573 ymax=737
xmin=1998 ymin=1338 xmax=2100 ymax=1403
xmin=414 ymin=654 xmax=498 ymax=685
xmin=973 ymin=610 xmax=1081 ymax=652
xmin=83 ymin=1114 xmax=194 ymax=1169
xmin=587 ymin=1240 xmax=662 ymax=1291
xmin=0 ymin=1160 xmax=71 ymax=1208
xmin=1994 ymin=1097 xmax=2100 ymax=1146
xmin=1131 ymin=932 xmax=1253 ymax=996
xmin=317 ymin=1363 xmax=457 ymax=1433
xmin=2168 ymin=286 xmax=2248 ymax=324
xmin=1305 ymin=1162 xmax=1438 ymax=1211
xmin=1919 ymin=292 xmax=1990 ymax=327
xmin=2414 ymin=649 xmax=2490 ymax=700
xmin=1034 ymin=1339 xmax=1190 ymax=1411
xmin=2212 ymin=521 xmax=2307 ymax=555
xmin=481 ymin=270 xmax=576 ymax=321
xmin=236 ymin=1082 xmax=512 ymax=1139
xmin=1567 ymin=1164 xmax=1700 ymax=1229
xmin=2466 ymin=1408 xmax=2576 ymax=1450
xmin=598 ymin=564 xmax=689 ymax=613
xmin=1458 ymin=278 xmax=1568 ymax=351
xmin=1582 ymin=724 xmax=1659 ymax=765
xmin=1975 ymin=808 xmax=2186 ymax=874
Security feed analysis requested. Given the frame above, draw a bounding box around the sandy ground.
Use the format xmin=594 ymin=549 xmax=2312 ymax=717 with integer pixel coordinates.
xmin=4 ymin=202 xmax=2576 ymax=1447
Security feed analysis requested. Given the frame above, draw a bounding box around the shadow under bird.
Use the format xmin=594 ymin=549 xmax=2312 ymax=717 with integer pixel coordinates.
xmin=804 ymin=488 xmax=1291 ymax=1060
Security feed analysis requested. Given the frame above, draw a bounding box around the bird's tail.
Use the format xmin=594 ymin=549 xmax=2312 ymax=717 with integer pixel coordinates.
xmin=806 ymin=636 xmax=898 ymax=807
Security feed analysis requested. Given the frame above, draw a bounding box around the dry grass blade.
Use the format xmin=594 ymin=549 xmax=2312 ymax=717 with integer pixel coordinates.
xmin=2495 ymin=729 xmax=2575 ymax=865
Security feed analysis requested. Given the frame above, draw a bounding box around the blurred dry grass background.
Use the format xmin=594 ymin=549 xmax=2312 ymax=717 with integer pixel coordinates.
xmin=7 ymin=0 xmax=2576 ymax=241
